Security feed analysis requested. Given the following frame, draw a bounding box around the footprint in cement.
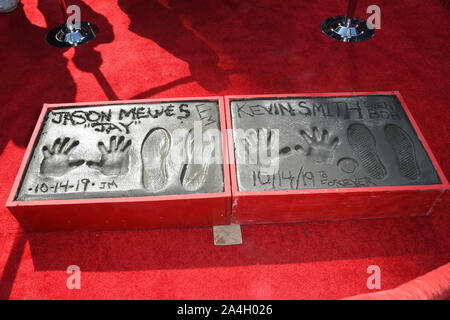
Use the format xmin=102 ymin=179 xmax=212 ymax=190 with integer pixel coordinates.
xmin=384 ymin=124 xmax=420 ymax=180
xmin=180 ymin=128 xmax=215 ymax=191
xmin=348 ymin=123 xmax=387 ymax=180
xmin=141 ymin=127 xmax=171 ymax=192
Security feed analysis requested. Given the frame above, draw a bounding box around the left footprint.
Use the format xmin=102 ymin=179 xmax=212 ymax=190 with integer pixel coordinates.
xmin=141 ymin=128 xmax=171 ymax=192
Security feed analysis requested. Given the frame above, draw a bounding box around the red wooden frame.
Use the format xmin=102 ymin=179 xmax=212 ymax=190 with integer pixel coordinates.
xmin=6 ymin=92 xmax=448 ymax=231
xmin=6 ymin=96 xmax=231 ymax=232
xmin=224 ymin=91 xmax=449 ymax=224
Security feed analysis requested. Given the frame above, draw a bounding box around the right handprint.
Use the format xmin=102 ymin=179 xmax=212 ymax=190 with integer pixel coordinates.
xmin=280 ymin=127 xmax=339 ymax=163
xmin=299 ymin=127 xmax=339 ymax=163
xmin=87 ymin=135 xmax=132 ymax=176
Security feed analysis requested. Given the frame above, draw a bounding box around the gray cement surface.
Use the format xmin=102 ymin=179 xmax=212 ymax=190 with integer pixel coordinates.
xmin=230 ymin=95 xmax=441 ymax=191
xmin=16 ymin=100 xmax=224 ymax=201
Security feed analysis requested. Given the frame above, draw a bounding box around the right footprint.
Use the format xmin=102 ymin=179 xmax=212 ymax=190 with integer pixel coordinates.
xmin=180 ymin=128 xmax=215 ymax=192
xmin=384 ymin=124 xmax=420 ymax=180
xmin=141 ymin=127 xmax=171 ymax=192
xmin=348 ymin=123 xmax=387 ymax=180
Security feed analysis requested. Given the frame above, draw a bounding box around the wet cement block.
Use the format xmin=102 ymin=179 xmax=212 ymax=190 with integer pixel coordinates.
xmin=7 ymin=98 xmax=230 ymax=231
xmin=226 ymin=92 xmax=448 ymax=224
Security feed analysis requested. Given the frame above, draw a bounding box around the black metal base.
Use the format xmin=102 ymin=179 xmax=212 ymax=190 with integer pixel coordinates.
xmin=321 ymin=16 xmax=374 ymax=42
xmin=46 ymin=22 xmax=98 ymax=47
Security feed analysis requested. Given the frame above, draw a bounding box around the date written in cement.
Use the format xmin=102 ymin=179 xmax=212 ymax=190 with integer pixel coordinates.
xmin=177 ymin=304 xmax=273 ymax=318
xmin=27 ymin=178 xmax=119 ymax=194
xmin=252 ymin=167 xmax=377 ymax=189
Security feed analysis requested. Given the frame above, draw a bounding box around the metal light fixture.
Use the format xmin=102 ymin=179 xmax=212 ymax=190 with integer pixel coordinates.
xmin=321 ymin=0 xmax=374 ymax=42
xmin=46 ymin=0 xmax=98 ymax=47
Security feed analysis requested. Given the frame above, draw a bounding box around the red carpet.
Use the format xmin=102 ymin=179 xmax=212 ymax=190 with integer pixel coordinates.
xmin=0 ymin=0 xmax=449 ymax=299
xmin=345 ymin=262 xmax=450 ymax=299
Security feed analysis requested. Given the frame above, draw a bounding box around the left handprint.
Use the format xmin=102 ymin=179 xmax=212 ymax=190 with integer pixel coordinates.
xmin=40 ymin=137 xmax=85 ymax=177
xmin=87 ymin=136 xmax=132 ymax=176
